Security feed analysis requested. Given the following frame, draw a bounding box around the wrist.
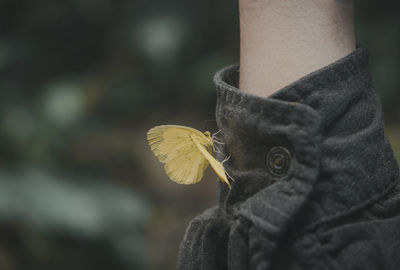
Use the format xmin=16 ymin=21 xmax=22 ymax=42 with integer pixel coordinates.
xmin=239 ymin=0 xmax=355 ymax=97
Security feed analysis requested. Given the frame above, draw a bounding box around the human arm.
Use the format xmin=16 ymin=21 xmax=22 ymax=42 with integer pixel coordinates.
xmin=239 ymin=0 xmax=355 ymax=97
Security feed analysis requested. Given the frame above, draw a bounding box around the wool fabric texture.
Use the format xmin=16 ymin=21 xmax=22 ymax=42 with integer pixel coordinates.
xmin=177 ymin=46 xmax=400 ymax=270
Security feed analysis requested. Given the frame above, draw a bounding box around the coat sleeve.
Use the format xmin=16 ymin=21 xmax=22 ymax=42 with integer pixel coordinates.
xmin=177 ymin=45 xmax=400 ymax=270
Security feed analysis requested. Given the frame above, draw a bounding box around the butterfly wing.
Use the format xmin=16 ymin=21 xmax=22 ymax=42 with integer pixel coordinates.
xmin=190 ymin=134 xmax=231 ymax=189
xmin=147 ymin=125 xmax=213 ymax=184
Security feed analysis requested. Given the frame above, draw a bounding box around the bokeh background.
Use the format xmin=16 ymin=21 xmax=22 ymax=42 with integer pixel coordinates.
xmin=0 ymin=1 xmax=399 ymax=269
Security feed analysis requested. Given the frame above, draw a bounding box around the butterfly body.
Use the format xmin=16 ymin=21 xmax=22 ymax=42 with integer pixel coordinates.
xmin=147 ymin=125 xmax=230 ymax=188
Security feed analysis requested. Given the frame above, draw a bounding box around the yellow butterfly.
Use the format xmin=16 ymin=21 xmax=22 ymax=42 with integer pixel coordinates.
xmin=147 ymin=125 xmax=231 ymax=188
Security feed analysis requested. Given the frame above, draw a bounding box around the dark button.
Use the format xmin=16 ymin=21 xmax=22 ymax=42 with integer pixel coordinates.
xmin=266 ymin=146 xmax=291 ymax=176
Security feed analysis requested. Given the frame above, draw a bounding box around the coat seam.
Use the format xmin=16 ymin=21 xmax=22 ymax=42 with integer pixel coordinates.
xmin=299 ymin=175 xmax=399 ymax=235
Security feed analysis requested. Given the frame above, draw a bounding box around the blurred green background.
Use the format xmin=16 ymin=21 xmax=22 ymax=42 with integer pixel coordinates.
xmin=0 ymin=1 xmax=399 ymax=269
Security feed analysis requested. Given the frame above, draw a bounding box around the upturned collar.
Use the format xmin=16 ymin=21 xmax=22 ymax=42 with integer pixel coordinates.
xmin=214 ymin=46 xmax=399 ymax=231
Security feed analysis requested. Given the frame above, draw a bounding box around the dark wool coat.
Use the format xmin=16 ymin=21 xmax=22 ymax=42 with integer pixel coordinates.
xmin=177 ymin=46 xmax=400 ymax=270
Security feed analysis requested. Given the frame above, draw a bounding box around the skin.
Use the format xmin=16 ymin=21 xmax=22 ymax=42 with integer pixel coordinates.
xmin=238 ymin=2 xmax=355 ymax=267
xmin=239 ymin=0 xmax=356 ymax=97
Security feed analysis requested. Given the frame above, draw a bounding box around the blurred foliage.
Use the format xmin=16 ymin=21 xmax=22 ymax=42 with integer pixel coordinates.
xmin=355 ymin=1 xmax=400 ymax=119
xmin=0 ymin=0 xmax=398 ymax=269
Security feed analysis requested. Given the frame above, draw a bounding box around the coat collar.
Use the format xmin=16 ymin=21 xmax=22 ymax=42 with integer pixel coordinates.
xmin=213 ymin=46 xmax=399 ymax=232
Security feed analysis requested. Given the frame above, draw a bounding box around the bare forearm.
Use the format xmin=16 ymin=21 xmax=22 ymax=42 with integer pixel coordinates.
xmin=239 ymin=0 xmax=356 ymax=97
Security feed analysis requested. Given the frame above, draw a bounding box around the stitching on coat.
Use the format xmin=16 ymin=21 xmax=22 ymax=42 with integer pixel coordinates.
xmin=300 ymin=177 xmax=399 ymax=235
